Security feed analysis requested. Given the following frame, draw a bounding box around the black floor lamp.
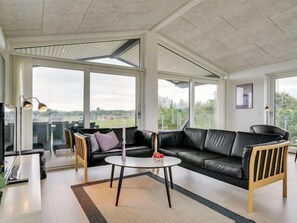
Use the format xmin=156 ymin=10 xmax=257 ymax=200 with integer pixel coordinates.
xmin=264 ymin=105 xmax=270 ymax=125
xmin=18 ymin=95 xmax=47 ymax=153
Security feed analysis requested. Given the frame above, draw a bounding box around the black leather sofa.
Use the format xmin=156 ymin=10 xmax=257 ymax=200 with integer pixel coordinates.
xmin=74 ymin=126 xmax=155 ymax=181
xmin=157 ymin=127 xmax=290 ymax=212
xmin=78 ymin=126 xmax=155 ymax=166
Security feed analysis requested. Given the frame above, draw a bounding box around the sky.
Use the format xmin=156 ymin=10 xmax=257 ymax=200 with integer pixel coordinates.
xmin=33 ymin=61 xmax=218 ymax=112
xmin=33 ymin=66 xmax=135 ymax=111
xmin=158 ymin=80 xmax=217 ymax=104
xmin=276 ymin=76 xmax=297 ymax=99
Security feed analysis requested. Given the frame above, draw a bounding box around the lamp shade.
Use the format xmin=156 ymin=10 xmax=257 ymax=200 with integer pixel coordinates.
xmin=38 ymin=102 xmax=47 ymax=111
xmin=264 ymin=106 xmax=270 ymax=112
xmin=22 ymin=100 xmax=33 ymax=110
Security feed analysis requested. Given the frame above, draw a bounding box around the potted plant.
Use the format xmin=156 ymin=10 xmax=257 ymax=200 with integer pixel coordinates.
xmin=0 ymin=165 xmax=6 ymax=202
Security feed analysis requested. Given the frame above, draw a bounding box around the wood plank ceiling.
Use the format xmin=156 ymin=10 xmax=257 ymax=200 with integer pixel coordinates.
xmin=1 ymin=0 xmax=297 ymax=73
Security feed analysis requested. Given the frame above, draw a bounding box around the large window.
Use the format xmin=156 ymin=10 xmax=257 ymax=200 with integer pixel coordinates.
xmin=194 ymin=83 xmax=217 ymax=129
xmin=275 ymin=76 xmax=297 ymax=146
xmin=90 ymin=72 xmax=136 ymax=128
xmin=158 ymin=79 xmax=189 ymax=130
xmin=33 ymin=67 xmax=84 ymax=156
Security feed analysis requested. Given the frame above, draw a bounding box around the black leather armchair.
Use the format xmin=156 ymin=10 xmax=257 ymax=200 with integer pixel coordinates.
xmin=250 ymin=124 xmax=289 ymax=140
xmin=250 ymin=124 xmax=295 ymax=162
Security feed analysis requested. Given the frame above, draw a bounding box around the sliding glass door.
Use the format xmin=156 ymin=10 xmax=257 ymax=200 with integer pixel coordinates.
xmin=33 ymin=66 xmax=84 ymax=159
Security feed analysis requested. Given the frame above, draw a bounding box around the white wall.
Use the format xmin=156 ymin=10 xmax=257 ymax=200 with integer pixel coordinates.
xmin=226 ymin=59 xmax=297 ymax=131
xmin=0 ymin=25 xmax=5 ymax=103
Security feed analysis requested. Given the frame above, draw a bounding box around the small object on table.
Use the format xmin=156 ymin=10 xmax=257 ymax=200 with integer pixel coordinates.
xmin=153 ymin=152 xmax=164 ymax=162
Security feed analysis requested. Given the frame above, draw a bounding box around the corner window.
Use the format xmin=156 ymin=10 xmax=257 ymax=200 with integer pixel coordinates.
xmin=90 ymin=72 xmax=136 ymax=128
xmin=158 ymin=79 xmax=189 ymax=130
xmin=194 ymin=83 xmax=217 ymax=129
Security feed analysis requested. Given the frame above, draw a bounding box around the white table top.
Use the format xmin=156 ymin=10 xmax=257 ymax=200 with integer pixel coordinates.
xmin=0 ymin=154 xmax=41 ymax=223
xmin=105 ymin=156 xmax=181 ymax=169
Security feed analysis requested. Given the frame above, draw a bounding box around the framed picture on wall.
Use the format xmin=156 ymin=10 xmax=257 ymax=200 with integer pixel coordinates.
xmin=236 ymin=83 xmax=253 ymax=109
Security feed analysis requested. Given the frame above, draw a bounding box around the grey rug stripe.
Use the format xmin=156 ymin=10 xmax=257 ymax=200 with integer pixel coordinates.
xmin=71 ymin=172 xmax=255 ymax=223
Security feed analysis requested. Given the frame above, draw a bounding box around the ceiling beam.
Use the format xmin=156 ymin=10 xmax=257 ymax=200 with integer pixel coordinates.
xmin=150 ymin=0 xmax=203 ymax=32
xmin=110 ymin=39 xmax=139 ymax=59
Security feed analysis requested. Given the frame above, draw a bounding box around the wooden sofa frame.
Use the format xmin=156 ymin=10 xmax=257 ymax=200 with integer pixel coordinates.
xmin=74 ymin=133 xmax=88 ymax=182
xmin=248 ymin=140 xmax=289 ymax=212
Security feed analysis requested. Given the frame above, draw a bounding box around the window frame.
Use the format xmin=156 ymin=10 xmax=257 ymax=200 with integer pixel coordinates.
xmin=32 ymin=57 xmax=143 ymax=129
xmin=158 ymin=73 xmax=220 ymax=130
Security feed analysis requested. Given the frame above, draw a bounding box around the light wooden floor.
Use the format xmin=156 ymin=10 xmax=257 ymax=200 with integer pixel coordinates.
xmin=41 ymin=153 xmax=297 ymax=223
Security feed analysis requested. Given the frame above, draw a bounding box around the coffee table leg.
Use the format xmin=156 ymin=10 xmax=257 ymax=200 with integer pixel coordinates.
xmin=163 ymin=167 xmax=172 ymax=208
xmin=110 ymin=164 xmax=115 ymax=188
xmin=168 ymin=166 xmax=173 ymax=189
xmin=116 ymin=166 xmax=125 ymax=206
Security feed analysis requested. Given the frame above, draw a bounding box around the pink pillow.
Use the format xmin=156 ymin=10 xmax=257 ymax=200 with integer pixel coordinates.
xmin=95 ymin=131 xmax=119 ymax=151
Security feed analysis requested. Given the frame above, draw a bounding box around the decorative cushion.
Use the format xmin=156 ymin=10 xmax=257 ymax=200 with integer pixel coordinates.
xmin=95 ymin=131 xmax=119 ymax=151
xmin=84 ymin=133 xmax=100 ymax=153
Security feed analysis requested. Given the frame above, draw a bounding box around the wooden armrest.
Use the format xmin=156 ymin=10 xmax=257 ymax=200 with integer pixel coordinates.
xmin=74 ymin=133 xmax=88 ymax=182
xmin=248 ymin=140 xmax=290 ymax=212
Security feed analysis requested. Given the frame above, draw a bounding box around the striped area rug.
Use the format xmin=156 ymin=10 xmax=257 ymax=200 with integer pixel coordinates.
xmin=71 ymin=172 xmax=254 ymax=223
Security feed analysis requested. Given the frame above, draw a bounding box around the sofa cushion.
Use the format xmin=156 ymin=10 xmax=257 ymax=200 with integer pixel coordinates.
xmin=95 ymin=131 xmax=119 ymax=151
xmin=158 ymin=131 xmax=184 ymax=148
xmin=178 ymin=150 xmax=226 ymax=168
xmin=183 ymin=128 xmax=207 ymax=150
xmin=96 ymin=126 xmax=138 ymax=147
xmin=204 ymin=129 xmax=236 ymax=156
xmin=135 ymin=130 xmax=154 ymax=147
xmin=91 ymin=145 xmax=152 ymax=161
xmin=84 ymin=136 xmax=93 ymax=159
xmin=204 ymin=157 xmax=243 ymax=179
xmin=231 ymin=131 xmax=283 ymax=158
xmin=125 ymin=126 xmax=138 ymax=145
xmin=158 ymin=146 xmax=197 ymax=157
xmin=84 ymin=133 xmax=100 ymax=152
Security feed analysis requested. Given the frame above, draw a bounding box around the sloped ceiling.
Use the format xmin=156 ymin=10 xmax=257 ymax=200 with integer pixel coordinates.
xmin=1 ymin=0 xmax=297 ymax=73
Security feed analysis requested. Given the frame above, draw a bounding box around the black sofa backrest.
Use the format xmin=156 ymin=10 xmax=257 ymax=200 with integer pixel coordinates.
xmin=183 ymin=127 xmax=207 ymax=150
xmin=204 ymin=129 xmax=236 ymax=156
xmin=250 ymin=124 xmax=289 ymax=140
xmin=79 ymin=126 xmax=138 ymax=146
xmin=231 ymin=131 xmax=283 ymax=158
xmin=158 ymin=131 xmax=184 ymax=147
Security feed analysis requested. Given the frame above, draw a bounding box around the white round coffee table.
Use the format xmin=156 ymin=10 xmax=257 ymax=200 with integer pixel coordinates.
xmin=105 ymin=156 xmax=181 ymax=208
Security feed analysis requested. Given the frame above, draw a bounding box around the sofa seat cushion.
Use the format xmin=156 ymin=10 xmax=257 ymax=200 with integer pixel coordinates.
xmin=204 ymin=157 xmax=243 ymax=179
xmin=178 ymin=151 xmax=226 ymax=168
xmin=91 ymin=145 xmax=152 ymax=161
xmin=158 ymin=146 xmax=196 ymax=157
